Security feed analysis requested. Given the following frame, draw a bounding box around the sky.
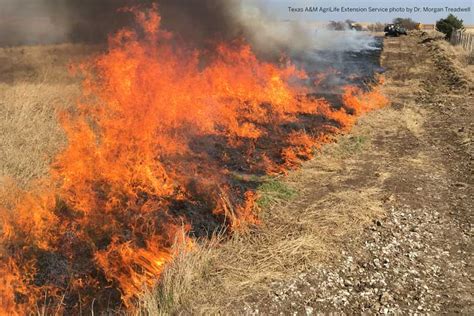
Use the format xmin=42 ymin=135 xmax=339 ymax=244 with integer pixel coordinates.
xmin=255 ymin=0 xmax=474 ymax=24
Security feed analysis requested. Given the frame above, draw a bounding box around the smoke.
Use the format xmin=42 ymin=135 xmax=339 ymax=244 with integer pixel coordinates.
xmin=0 ymin=0 xmax=241 ymax=46
xmin=41 ymin=0 xmax=244 ymax=44
xmin=233 ymin=2 xmax=378 ymax=57
xmin=0 ymin=0 xmax=67 ymax=46
xmin=2 ymin=1 xmax=376 ymax=52
xmin=230 ymin=2 xmax=381 ymax=93
xmin=1 ymin=1 xmax=377 ymax=54
xmin=1 ymin=0 xmax=381 ymax=91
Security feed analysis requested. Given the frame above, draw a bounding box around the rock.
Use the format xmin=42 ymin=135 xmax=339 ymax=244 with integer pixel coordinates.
xmin=380 ymin=292 xmax=393 ymax=305
xmin=374 ymin=302 xmax=381 ymax=310
xmin=373 ymin=258 xmax=382 ymax=269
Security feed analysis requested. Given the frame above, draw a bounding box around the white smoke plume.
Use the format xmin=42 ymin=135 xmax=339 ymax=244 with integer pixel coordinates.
xmin=234 ymin=1 xmax=378 ymax=57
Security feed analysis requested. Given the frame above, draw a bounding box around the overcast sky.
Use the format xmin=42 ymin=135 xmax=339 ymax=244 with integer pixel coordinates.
xmin=255 ymin=0 xmax=473 ymax=24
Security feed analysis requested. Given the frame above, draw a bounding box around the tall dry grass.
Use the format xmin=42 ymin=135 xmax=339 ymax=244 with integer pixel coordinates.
xmin=0 ymin=82 xmax=75 ymax=186
xmin=0 ymin=44 xmax=96 ymax=188
xmin=439 ymin=39 xmax=474 ymax=77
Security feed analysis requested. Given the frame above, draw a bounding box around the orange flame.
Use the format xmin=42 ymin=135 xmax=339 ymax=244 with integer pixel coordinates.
xmin=0 ymin=6 xmax=388 ymax=313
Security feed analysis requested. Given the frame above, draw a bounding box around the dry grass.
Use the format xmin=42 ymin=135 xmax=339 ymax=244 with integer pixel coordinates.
xmin=136 ymin=131 xmax=386 ymax=314
xmin=0 ymin=82 xmax=76 ymax=186
xmin=0 ymin=44 xmax=96 ymax=188
xmin=436 ymin=40 xmax=474 ymax=79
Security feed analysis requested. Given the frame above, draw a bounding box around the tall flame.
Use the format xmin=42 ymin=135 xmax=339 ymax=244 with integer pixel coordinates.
xmin=0 ymin=6 xmax=387 ymax=313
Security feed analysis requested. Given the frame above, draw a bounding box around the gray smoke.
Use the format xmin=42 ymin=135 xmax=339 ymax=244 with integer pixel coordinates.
xmin=0 ymin=0 xmax=245 ymax=46
xmin=1 ymin=0 xmax=376 ymax=53
xmin=231 ymin=2 xmax=381 ymax=92
xmin=234 ymin=2 xmax=378 ymax=57
xmin=0 ymin=0 xmax=66 ymax=46
xmin=0 ymin=0 xmax=380 ymax=92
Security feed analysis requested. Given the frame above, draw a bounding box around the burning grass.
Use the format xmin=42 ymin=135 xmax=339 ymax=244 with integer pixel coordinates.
xmin=0 ymin=6 xmax=388 ymax=314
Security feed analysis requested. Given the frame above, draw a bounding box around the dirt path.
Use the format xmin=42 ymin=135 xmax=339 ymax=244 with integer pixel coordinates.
xmin=235 ymin=33 xmax=473 ymax=314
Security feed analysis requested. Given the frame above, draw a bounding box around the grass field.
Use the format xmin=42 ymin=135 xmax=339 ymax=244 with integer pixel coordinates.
xmin=0 ymin=42 xmax=387 ymax=313
xmin=0 ymin=44 xmax=97 ymax=187
xmin=1 ymin=31 xmax=472 ymax=314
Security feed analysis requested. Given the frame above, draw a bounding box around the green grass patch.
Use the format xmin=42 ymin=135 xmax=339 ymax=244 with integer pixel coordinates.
xmin=256 ymin=179 xmax=297 ymax=208
xmin=336 ymin=135 xmax=369 ymax=156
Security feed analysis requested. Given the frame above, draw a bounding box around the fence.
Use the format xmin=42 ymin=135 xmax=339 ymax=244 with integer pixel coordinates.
xmin=450 ymin=30 xmax=474 ymax=53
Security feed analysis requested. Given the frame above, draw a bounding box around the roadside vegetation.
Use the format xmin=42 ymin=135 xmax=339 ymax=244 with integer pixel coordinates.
xmin=392 ymin=17 xmax=419 ymax=30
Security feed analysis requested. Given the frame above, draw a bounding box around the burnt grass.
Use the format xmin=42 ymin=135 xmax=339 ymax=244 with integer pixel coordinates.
xmin=165 ymin=110 xmax=343 ymax=236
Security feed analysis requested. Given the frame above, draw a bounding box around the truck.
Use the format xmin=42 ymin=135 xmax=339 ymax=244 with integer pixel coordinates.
xmin=384 ymin=24 xmax=408 ymax=37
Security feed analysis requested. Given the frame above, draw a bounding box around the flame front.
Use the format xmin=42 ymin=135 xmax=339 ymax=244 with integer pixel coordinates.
xmin=0 ymin=6 xmax=388 ymax=313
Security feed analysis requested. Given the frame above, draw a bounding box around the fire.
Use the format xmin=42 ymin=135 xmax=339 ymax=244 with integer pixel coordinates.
xmin=0 ymin=6 xmax=388 ymax=314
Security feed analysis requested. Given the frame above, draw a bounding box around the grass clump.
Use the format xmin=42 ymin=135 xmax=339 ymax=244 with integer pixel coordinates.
xmin=256 ymin=178 xmax=297 ymax=208
xmin=336 ymin=135 xmax=369 ymax=157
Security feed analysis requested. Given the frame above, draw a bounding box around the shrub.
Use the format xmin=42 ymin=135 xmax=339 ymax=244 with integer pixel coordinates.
xmin=436 ymin=14 xmax=464 ymax=39
xmin=393 ymin=18 xmax=419 ymax=30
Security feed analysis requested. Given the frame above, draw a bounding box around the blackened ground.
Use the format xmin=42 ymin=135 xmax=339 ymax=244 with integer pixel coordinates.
xmin=305 ymin=36 xmax=384 ymax=105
